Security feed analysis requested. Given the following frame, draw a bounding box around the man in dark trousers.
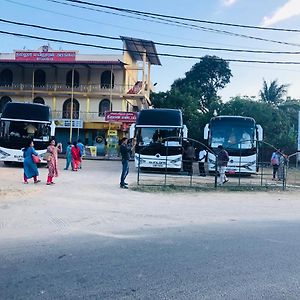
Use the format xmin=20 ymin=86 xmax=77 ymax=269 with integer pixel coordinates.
xmin=217 ymin=145 xmax=229 ymax=185
xmin=119 ymin=137 xmax=136 ymax=189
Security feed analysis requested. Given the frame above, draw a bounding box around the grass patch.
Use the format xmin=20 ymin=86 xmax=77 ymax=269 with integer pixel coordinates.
xmin=131 ymin=184 xmax=289 ymax=193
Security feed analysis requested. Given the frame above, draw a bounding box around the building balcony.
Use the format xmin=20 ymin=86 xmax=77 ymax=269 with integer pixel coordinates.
xmin=52 ymin=110 xmax=107 ymax=122
xmin=0 ymin=82 xmax=150 ymax=99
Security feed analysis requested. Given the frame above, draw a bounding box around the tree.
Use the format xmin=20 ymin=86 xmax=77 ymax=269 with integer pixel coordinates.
xmin=221 ymin=96 xmax=298 ymax=153
xmin=259 ymin=79 xmax=289 ymax=106
xmin=171 ymin=55 xmax=232 ymax=113
xmin=151 ymin=56 xmax=232 ymax=140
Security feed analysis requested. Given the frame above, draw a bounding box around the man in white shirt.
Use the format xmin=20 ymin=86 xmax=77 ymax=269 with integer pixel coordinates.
xmin=198 ymin=149 xmax=207 ymax=176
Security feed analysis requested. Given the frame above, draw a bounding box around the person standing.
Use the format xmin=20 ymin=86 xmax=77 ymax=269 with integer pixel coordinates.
xmin=46 ymin=138 xmax=62 ymax=185
xmin=217 ymin=145 xmax=229 ymax=185
xmin=271 ymin=149 xmax=281 ymax=180
xmin=64 ymin=141 xmax=72 ymax=170
xmin=183 ymin=141 xmax=195 ymax=175
xmin=71 ymin=141 xmax=81 ymax=171
xmin=77 ymin=139 xmax=85 ymax=169
xmin=22 ymin=140 xmax=40 ymax=184
xmin=198 ymin=148 xmax=207 ymax=176
xmin=119 ymin=137 xmax=135 ymax=189
xmin=278 ymin=149 xmax=288 ymax=181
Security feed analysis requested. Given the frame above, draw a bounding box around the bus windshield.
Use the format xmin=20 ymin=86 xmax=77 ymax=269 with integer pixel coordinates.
xmin=137 ymin=127 xmax=181 ymax=146
xmin=0 ymin=120 xmax=50 ymax=149
xmin=210 ymin=119 xmax=255 ymax=149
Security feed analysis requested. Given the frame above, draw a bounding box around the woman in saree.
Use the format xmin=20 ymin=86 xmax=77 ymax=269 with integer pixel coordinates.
xmin=71 ymin=141 xmax=81 ymax=171
xmin=22 ymin=140 xmax=40 ymax=184
xmin=46 ymin=138 xmax=62 ymax=185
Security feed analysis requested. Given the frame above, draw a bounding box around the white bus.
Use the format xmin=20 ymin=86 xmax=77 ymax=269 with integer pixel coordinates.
xmin=130 ymin=109 xmax=188 ymax=170
xmin=204 ymin=115 xmax=263 ymax=174
xmin=0 ymin=102 xmax=54 ymax=164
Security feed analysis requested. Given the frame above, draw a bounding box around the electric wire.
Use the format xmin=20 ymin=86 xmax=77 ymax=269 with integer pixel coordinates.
xmin=2 ymin=18 xmax=300 ymax=55
xmin=2 ymin=29 xmax=300 ymax=65
xmin=45 ymin=0 xmax=300 ymax=48
xmin=61 ymin=0 xmax=300 ymax=33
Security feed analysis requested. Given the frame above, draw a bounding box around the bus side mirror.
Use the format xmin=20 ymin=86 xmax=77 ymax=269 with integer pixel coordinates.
xmin=256 ymin=124 xmax=263 ymax=141
xmin=204 ymin=124 xmax=209 ymax=140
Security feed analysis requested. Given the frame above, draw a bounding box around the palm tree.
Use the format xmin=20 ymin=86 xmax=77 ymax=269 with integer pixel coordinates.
xmin=259 ymin=79 xmax=289 ymax=106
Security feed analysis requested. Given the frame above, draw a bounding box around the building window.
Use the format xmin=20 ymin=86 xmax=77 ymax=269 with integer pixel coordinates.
xmin=34 ymin=69 xmax=46 ymax=87
xmin=99 ymin=99 xmax=111 ymax=116
xmin=63 ymin=98 xmax=80 ymax=119
xmin=33 ymin=97 xmax=45 ymax=104
xmin=101 ymin=70 xmax=114 ymax=89
xmin=0 ymin=96 xmax=12 ymax=113
xmin=0 ymin=69 xmax=13 ymax=86
xmin=66 ymin=70 xmax=79 ymax=88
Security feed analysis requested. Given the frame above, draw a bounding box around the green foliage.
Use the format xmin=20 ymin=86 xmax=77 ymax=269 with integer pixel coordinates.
xmin=259 ymin=79 xmax=289 ymax=106
xmin=221 ymin=96 xmax=298 ymax=153
xmin=151 ymin=55 xmax=232 ymax=140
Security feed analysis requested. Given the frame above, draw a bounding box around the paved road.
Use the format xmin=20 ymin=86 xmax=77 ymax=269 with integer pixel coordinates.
xmin=1 ymin=221 xmax=300 ymax=300
xmin=1 ymin=160 xmax=300 ymax=299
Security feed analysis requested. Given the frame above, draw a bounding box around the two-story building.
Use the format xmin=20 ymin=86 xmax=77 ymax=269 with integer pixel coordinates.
xmin=0 ymin=37 xmax=161 ymax=155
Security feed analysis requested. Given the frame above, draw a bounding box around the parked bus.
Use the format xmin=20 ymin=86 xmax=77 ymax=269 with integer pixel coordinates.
xmin=0 ymin=102 xmax=54 ymax=164
xmin=130 ymin=109 xmax=188 ymax=170
xmin=204 ymin=115 xmax=263 ymax=174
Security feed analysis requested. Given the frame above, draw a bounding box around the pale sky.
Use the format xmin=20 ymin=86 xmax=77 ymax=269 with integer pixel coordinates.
xmin=1 ymin=0 xmax=300 ymax=101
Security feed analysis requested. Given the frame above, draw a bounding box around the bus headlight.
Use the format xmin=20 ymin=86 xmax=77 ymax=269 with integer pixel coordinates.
xmin=244 ymin=161 xmax=255 ymax=170
xmin=0 ymin=149 xmax=10 ymax=157
xmin=170 ymin=157 xmax=181 ymax=164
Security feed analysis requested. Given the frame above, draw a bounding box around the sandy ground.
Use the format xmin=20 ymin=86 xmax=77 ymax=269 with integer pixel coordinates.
xmin=0 ymin=159 xmax=300 ymax=242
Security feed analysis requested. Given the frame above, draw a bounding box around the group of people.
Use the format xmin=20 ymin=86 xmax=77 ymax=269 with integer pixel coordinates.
xmin=22 ymin=138 xmax=85 ymax=185
xmin=271 ymin=148 xmax=288 ymax=181
xmin=64 ymin=139 xmax=85 ymax=171
xmin=183 ymin=142 xmax=229 ymax=185
xmin=23 ymin=138 xmax=62 ymax=185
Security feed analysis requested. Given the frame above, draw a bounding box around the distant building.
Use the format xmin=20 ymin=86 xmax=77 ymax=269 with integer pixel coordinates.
xmin=0 ymin=37 xmax=161 ymax=155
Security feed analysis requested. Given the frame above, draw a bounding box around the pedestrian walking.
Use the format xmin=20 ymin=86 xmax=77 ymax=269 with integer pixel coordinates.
xmin=64 ymin=141 xmax=72 ymax=170
xmin=271 ymin=149 xmax=281 ymax=180
xmin=119 ymin=137 xmax=136 ymax=189
xmin=217 ymin=145 xmax=229 ymax=185
xmin=278 ymin=149 xmax=288 ymax=181
xmin=77 ymin=139 xmax=85 ymax=169
xmin=198 ymin=148 xmax=207 ymax=176
xmin=71 ymin=141 xmax=81 ymax=171
xmin=22 ymin=140 xmax=40 ymax=184
xmin=46 ymin=138 xmax=62 ymax=185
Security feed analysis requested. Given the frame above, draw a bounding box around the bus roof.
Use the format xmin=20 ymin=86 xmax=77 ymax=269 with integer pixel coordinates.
xmin=1 ymin=102 xmax=51 ymax=123
xmin=211 ymin=115 xmax=255 ymax=123
xmin=136 ymin=109 xmax=183 ymax=127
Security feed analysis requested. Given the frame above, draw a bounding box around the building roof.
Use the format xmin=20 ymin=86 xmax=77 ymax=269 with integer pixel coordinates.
xmin=120 ymin=36 xmax=161 ymax=66
xmin=0 ymin=60 xmax=126 ymax=69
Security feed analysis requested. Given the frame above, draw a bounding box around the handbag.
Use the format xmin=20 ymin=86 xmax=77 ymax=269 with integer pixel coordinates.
xmin=32 ymin=154 xmax=41 ymax=164
xmin=43 ymin=152 xmax=52 ymax=162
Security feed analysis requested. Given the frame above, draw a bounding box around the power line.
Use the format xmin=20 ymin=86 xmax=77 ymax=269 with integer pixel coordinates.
xmin=2 ymin=29 xmax=300 ymax=65
xmin=3 ymin=18 xmax=300 ymax=55
xmin=63 ymin=0 xmax=300 ymax=33
xmin=45 ymin=0 xmax=300 ymax=48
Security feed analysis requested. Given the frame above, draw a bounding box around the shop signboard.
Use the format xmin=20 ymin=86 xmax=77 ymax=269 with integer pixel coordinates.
xmin=15 ymin=51 xmax=76 ymax=62
xmin=105 ymin=111 xmax=136 ymax=123
xmin=54 ymin=119 xmax=83 ymax=128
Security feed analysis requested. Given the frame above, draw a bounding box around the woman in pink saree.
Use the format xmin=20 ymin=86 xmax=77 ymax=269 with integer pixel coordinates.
xmin=46 ymin=138 xmax=62 ymax=185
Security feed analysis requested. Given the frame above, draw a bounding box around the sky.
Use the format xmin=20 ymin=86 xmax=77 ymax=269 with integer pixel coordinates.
xmin=1 ymin=0 xmax=300 ymax=101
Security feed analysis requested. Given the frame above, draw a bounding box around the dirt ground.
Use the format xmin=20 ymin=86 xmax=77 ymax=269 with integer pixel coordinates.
xmin=0 ymin=159 xmax=300 ymax=242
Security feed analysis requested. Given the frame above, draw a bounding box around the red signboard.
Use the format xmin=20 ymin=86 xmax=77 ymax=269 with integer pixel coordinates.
xmin=15 ymin=51 xmax=76 ymax=62
xmin=105 ymin=112 xmax=137 ymax=123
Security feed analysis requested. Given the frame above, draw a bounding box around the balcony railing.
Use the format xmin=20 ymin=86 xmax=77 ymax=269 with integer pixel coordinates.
xmin=52 ymin=110 xmax=106 ymax=122
xmin=0 ymin=82 xmax=149 ymax=96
